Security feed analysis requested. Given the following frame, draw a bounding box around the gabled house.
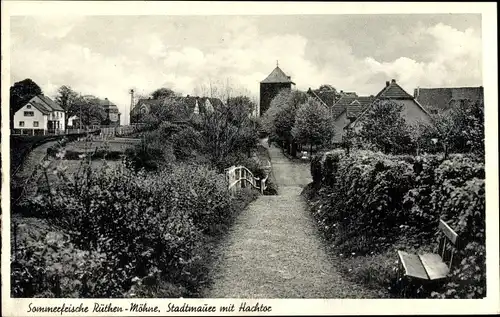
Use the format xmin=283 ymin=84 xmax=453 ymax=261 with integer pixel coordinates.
xmin=99 ymin=98 xmax=121 ymax=126
xmin=163 ymin=95 xmax=223 ymax=122
xmin=414 ymin=86 xmax=484 ymax=114
xmin=307 ymin=88 xmax=338 ymax=108
xmin=13 ymin=95 xmax=65 ymax=135
xmin=131 ymin=98 xmax=164 ymax=117
xmin=330 ymin=96 xmax=374 ymax=143
xmin=349 ymin=79 xmax=432 ymax=133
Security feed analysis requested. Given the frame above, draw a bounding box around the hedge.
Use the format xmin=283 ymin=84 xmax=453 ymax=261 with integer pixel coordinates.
xmin=307 ymin=149 xmax=485 ymax=298
xmin=12 ymin=160 xmax=259 ymax=298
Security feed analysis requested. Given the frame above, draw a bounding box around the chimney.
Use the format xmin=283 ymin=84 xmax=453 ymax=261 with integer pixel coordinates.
xmin=385 ymin=81 xmax=390 ymax=87
xmin=391 ymin=79 xmax=396 ymax=83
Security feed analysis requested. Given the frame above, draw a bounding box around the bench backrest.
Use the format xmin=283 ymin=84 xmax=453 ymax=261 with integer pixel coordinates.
xmin=437 ymin=219 xmax=459 ymax=269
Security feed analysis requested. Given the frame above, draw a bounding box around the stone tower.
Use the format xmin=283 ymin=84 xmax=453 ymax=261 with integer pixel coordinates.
xmin=259 ymin=63 xmax=295 ymax=116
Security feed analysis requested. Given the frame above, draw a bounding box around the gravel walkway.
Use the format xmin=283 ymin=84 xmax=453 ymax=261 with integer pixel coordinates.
xmin=205 ymin=144 xmax=374 ymax=298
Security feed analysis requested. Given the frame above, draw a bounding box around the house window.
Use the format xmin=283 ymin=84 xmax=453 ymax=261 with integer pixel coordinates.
xmin=33 ymin=121 xmax=39 ymax=127
xmin=26 ymin=104 xmax=32 ymax=109
xmin=24 ymin=111 xmax=34 ymax=117
xmin=19 ymin=121 xmax=25 ymax=127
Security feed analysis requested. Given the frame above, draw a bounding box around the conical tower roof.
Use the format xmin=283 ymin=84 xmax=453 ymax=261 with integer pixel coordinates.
xmin=261 ymin=66 xmax=295 ymax=84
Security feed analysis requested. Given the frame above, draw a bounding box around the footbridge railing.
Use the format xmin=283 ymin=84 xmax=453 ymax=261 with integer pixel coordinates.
xmin=225 ymin=161 xmax=271 ymax=195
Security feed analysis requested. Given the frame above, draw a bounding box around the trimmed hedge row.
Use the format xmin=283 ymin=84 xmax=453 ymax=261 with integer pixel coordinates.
xmin=307 ymin=149 xmax=485 ymax=298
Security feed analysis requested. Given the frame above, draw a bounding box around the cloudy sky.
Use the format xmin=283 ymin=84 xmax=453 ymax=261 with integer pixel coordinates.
xmin=10 ymin=14 xmax=482 ymax=124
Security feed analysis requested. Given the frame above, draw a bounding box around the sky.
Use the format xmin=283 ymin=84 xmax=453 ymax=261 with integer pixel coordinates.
xmin=10 ymin=14 xmax=483 ymax=124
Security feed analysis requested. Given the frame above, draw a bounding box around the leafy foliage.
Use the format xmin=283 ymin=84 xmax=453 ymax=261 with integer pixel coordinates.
xmin=55 ymin=86 xmax=79 ymax=129
xmin=306 ymin=149 xmax=485 ymax=298
xmin=292 ymin=98 xmax=335 ymax=153
xmin=10 ymin=78 xmax=43 ymax=127
xmin=13 ymin=154 xmax=257 ymax=298
xmin=151 ymin=87 xmax=177 ymax=100
xmin=416 ymin=100 xmax=484 ymax=157
xmin=350 ymin=100 xmax=415 ymax=154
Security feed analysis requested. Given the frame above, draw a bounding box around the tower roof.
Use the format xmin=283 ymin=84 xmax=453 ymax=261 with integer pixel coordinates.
xmin=261 ymin=66 xmax=295 ymax=84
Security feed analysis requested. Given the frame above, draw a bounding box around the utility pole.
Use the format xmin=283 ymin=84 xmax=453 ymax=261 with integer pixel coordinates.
xmin=129 ymin=89 xmax=134 ymax=126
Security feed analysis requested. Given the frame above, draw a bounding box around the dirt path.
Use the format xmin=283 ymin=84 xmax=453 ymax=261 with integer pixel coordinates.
xmin=204 ymin=144 xmax=375 ymax=298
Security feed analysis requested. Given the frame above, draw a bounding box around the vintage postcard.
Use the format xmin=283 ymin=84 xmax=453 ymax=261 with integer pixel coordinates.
xmin=1 ymin=1 xmax=498 ymax=316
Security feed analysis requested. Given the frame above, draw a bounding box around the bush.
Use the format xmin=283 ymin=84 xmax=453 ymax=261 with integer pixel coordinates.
xmin=306 ymin=149 xmax=485 ymax=298
xmin=17 ymin=157 xmax=250 ymax=298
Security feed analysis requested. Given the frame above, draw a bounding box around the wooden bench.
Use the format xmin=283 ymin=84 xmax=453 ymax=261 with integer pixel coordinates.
xmin=397 ymin=219 xmax=459 ymax=294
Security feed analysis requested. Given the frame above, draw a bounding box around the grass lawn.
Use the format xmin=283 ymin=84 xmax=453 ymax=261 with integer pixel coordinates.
xmin=65 ymin=139 xmax=137 ymax=153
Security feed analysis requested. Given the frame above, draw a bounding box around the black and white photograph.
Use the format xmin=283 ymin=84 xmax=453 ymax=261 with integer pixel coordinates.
xmin=1 ymin=1 xmax=498 ymax=316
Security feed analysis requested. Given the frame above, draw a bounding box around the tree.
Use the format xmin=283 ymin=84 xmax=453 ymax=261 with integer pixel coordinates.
xmin=271 ymin=90 xmax=308 ymax=155
xmin=292 ymin=98 xmax=336 ymax=155
xmin=318 ymin=84 xmax=336 ymax=92
xmin=262 ymin=90 xmax=307 ymax=141
xmin=151 ymin=88 xmax=176 ymax=100
xmin=72 ymin=96 xmax=106 ymax=127
xmin=10 ymin=79 xmax=42 ymax=128
xmin=55 ymin=85 xmax=79 ymax=131
xmin=197 ymin=97 xmax=258 ymax=170
xmin=355 ymin=100 xmax=414 ymax=154
xmin=416 ymin=99 xmax=484 ymax=157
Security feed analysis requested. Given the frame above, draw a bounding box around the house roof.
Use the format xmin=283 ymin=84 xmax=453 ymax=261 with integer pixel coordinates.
xmin=26 ymin=96 xmax=51 ymax=115
xmin=98 ymin=98 xmax=118 ymax=109
xmin=131 ymin=98 xmax=164 ymax=113
xmin=261 ymin=66 xmax=295 ymax=84
xmin=162 ymin=96 xmax=223 ymax=121
xmin=25 ymin=95 xmax=63 ymax=114
xmin=414 ymin=86 xmax=484 ymax=112
xmin=39 ymin=95 xmax=64 ymax=111
xmin=350 ymin=79 xmax=432 ymax=127
xmin=376 ymin=79 xmax=414 ymax=99
xmin=346 ymin=97 xmax=375 ymax=118
xmin=307 ymin=88 xmax=337 ymax=107
xmin=331 ymin=96 xmax=374 ymax=120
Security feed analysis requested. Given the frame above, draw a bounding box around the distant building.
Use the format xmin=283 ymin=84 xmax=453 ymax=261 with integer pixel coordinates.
xmin=414 ymin=86 xmax=484 ymax=114
xmin=330 ymin=96 xmax=375 ymax=143
xmin=259 ymin=65 xmax=295 ymax=116
xmin=349 ymin=79 xmax=432 ymax=133
xmin=130 ymin=95 xmax=224 ymax=123
xmin=13 ymin=94 xmax=65 ymax=135
xmin=130 ymin=98 xmax=164 ymax=120
xmin=307 ymin=88 xmax=338 ymax=108
xmin=163 ymin=96 xmax=223 ymax=122
xmin=99 ymin=98 xmax=121 ymax=126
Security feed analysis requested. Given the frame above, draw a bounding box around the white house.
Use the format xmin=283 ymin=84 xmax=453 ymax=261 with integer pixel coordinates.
xmin=13 ymin=95 xmax=65 ymax=135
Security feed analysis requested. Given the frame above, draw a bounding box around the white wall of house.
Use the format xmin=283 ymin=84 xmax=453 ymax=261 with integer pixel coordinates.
xmin=352 ymin=99 xmax=432 ymax=133
xmin=13 ymin=103 xmax=48 ymax=130
xmin=332 ymin=111 xmax=350 ymax=143
xmin=399 ymin=100 xmax=432 ymax=127
xmin=67 ymin=115 xmax=78 ymax=127
xmin=48 ymin=110 xmax=66 ymax=131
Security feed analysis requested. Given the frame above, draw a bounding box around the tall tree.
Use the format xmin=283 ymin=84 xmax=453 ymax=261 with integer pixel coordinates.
xmin=151 ymin=88 xmax=176 ymax=100
xmin=415 ymin=99 xmax=484 ymax=157
xmin=355 ymin=100 xmax=414 ymax=154
xmin=273 ymin=90 xmax=308 ymax=144
xmin=292 ymin=98 xmax=336 ymax=155
xmin=10 ymin=79 xmax=42 ymax=128
xmin=72 ymin=96 xmax=106 ymax=127
xmin=55 ymin=85 xmax=79 ymax=131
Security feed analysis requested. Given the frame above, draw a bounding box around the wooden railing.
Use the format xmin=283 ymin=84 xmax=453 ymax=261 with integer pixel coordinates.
xmin=225 ymin=160 xmax=272 ymax=195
